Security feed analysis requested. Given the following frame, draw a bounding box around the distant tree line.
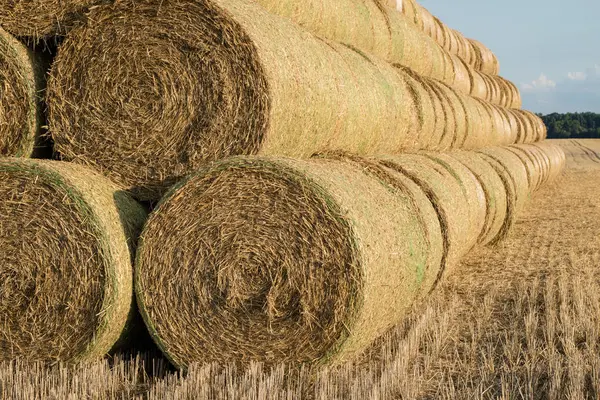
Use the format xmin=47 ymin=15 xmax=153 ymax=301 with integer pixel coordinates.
xmin=539 ymin=112 xmax=600 ymax=139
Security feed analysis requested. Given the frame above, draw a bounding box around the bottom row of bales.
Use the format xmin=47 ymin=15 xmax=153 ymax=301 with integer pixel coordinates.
xmin=0 ymin=143 xmax=565 ymax=368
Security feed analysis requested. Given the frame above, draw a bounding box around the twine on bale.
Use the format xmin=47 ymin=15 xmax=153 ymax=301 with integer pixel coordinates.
xmin=0 ymin=0 xmax=108 ymax=38
xmin=0 ymin=28 xmax=44 ymax=157
xmin=135 ymin=156 xmax=440 ymax=368
xmin=0 ymin=158 xmax=146 ymax=362
xmin=48 ymin=0 xmax=424 ymax=200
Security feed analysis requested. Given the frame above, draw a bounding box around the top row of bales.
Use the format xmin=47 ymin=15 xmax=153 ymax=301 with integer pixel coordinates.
xmin=1 ymin=0 xmax=545 ymax=200
xmin=396 ymin=0 xmax=501 ymax=75
xmin=0 ymin=0 xmax=518 ymax=108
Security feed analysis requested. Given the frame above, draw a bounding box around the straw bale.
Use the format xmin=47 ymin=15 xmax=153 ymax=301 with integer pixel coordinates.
xmin=437 ymin=81 xmax=468 ymax=148
xmin=48 ymin=0 xmax=423 ymax=200
xmin=378 ymin=153 xmax=472 ymax=266
xmin=470 ymin=70 xmax=489 ymax=100
xmin=135 ymin=156 xmax=441 ymax=368
xmin=0 ymin=28 xmax=44 ymax=157
xmin=506 ymin=145 xmax=545 ymax=191
xmin=397 ymin=66 xmax=437 ymax=149
xmin=448 ymin=151 xmax=508 ymax=246
xmin=450 ymin=54 xmax=472 ymax=95
xmin=477 ymin=148 xmax=529 ymax=243
xmin=0 ymin=158 xmax=146 ymax=362
xmin=425 ymin=80 xmax=456 ymax=150
xmin=0 ymin=0 xmax=107 ymax=38
xmin=420 ymin=151 xmax=487 ymax=252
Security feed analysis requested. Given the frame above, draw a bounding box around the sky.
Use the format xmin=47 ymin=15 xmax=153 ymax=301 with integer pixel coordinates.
xmin=420 ymin=0 xmax=600 ymax=114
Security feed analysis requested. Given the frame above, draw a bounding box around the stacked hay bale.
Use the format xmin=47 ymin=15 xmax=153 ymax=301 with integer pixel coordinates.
xmin=398 ymin=0 xmax=500 ymax=76
xmin=0 ymin=28 xmax=45 ymax=157
xmin=0 ymin=158 xmax=146 ymax=362
xmin=134 ymin=143 xmax=565 ymax=368
xmin=0 ymin=0 xmax=107 ymax=38
xmin=44 ymin=0 xmax=542 ymax=201
xmin=252 ymin=0 xmax=519 ymax=108
xmin=0 ymin=0 xmax=563 ymax=368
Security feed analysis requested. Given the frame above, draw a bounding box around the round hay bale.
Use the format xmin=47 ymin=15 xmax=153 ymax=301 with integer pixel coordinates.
xmin=488 ymin=104 xmax=513 ymax=145
xmin=401 ymin=0 xmax=422 ymax=27
xmin=513 ymin=110 xmax=536 ymax=143
xmin=504 ymin=79 xmax=522 ymax=108
xmin=506 ymin=144 xmax=545 ymax=191
xmin=135 ymin=156 xmax=441 ymax=368
xmin=0 ymin=28 xmax=44 ymax=157
xmin=395 ymin=65 xmax=436 ymax=149
xmin=0 ymin=158 xmax=146 ymax=362
xmin=420 ymin=151 xmax=487 ymax=252
xmin=470 ymin=70 xmax=489 ymax=100
xmin=0 ymin=0 xmax=106 ymax=37
xmin=495 ymin=107 xmax=518 ymax=145
xmin=438 ymin=81 xmax=468 ymax=149
xmin=426 ymin=80 xmax=456 ymax=151
xmin=454 ymin=90 xmax=481 ymax=149
xmin=421 ymin=78 xmax=447 ymax=150
xmin=378 ymin=153 xmax=473 ymax=266
xmin=477 ymin=147 xmax=529 ymax=242
xmin=47 ymin=0 xmax=418 ymax=200
xmin=469 ymin=39 xmax=498 ymax=75
xmin=448 ymin=151 xmax=508 ymax=246
xmin=450 ymin=54 xmax=472 ymax=95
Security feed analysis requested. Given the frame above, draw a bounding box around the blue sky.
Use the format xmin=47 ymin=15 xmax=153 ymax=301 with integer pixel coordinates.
xmin=422 ymin=0 xmax=600 ymax=114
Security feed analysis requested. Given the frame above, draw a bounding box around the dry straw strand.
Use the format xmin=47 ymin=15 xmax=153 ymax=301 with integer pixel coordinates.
xmin=0 ymin=158 xmax=146 ymax=362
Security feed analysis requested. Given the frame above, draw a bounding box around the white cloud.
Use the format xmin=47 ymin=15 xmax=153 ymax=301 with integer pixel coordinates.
xmin=567 ymin=71 xmax=587 ymax=81
xmin=521 ymin=73 xmax=556 ymax=92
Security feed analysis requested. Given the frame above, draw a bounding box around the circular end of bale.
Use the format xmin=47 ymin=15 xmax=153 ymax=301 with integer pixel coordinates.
xmin=135 ymin=156 xmax=437 ymax=367
xmin=47 ymin=0 xmax=271 ymax=200
xmin=0 ymin=28 xmax=42 ymax=157
xmin=0 ymin=158 xmax=146 ymax=362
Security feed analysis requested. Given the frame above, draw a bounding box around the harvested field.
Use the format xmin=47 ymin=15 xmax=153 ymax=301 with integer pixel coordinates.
xmin=0 ymin=28 xmax=44 ymax=157
xmin=0 ymin=158 xmax=146 ymax=362
xmin=2 ymin=140 xmax=597 ymax=399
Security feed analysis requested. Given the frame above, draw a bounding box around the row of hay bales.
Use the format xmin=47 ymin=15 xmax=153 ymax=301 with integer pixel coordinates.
xmin=0 ymin=0 xmax=517 ymax=110
xmin=393 ymin=0 xmax=501 ymax=76
xmin=251 ymin=0 xmax=518 ymax=108
xmin=0 ymin=0 xmax=545 ymax=201
xmin=0 ymin=143 xmax=565 ymax=367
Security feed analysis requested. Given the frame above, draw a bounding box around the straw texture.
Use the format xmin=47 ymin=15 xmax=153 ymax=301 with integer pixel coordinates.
xmin=0 ymin=158 xmax=146 ymax=362
xmin=0 ymin=28 xmax=44 ymax=157
xmin=135 ymin=156 xmax=443 ymax=368
xmin=0 ymin=0 xmax=107 ymax=38
xmin=47 ymin=0 xmax=430 ymax=200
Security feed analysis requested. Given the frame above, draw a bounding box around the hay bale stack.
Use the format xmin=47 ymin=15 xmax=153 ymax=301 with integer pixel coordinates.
xmin=476 ymin=147 xmax=529 ymax=242
xmin=0 ymin=158 xmax=146 ymax=362
xmin=0 ymin=28 xmax=44 ymax=157
xmin=255 ymin=0 xmax=517 ymax=107
xmin=419 ymin=152 xmax=487 ymax=252
xmin=446 ymin=151 xmax=508 ymax=246
xmin=48 ymin=0 xmax=424 ymax=200
xmin=135 ymin=156 xmax=444 ymax=368
xmin=0 ymin=0 xmax=106 ymax=38
xmin=378 ymin=154 xmax=474 ymax=266
xmin=506 ymin=145 xmax=546 ymax=191
xmin=469 ymin=39 xmax=500 ymax=75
